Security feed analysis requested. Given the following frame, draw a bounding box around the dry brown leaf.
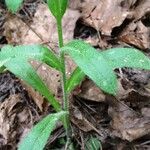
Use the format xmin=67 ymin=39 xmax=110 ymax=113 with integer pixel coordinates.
xmin=21 ymin=79 xmax=45 ymax=112
xmin=71 ymin=106 xmax=93 ymax=132
xmin=119 ymin=21 xmax=150 ymax=49
xmin=4 ymin=3 xmax=80 ymax=49
xmin=30 ymin=61 xmax=61 ymax=99
xmin=81 ymin=0 xmax=132 ymax=35
xmin=69 ymin=0 xmax=82 ymax=10
xmin=108 ymin=97 xmax=150 ymax=141
xmin=71 ymin=105 xmax=100 ymax=133
xmin=141 ymin=107 xmax=150 ymax=117
xmin=0 ymin=95 xmax=19 ymax=145
xmin=116 ymin=78 xmax=134 ymax=99
xmin=0 ymin=94 xmax=30 ymax=148
xmin=78 ymin=79 xmax=106 ymax=102
xmin=134 ymin=0 xmax=150 ymax=21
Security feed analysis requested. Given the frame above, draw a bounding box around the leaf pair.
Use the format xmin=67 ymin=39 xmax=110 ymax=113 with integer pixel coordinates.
xmin=62 ymin=40 xmax=150 ymax=95
xmin=0 ymin=45 xmax=62 ymax=111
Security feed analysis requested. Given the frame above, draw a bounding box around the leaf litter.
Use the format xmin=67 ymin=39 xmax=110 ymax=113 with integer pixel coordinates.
xmin=0 ymin=0 xmax=150 ymax=149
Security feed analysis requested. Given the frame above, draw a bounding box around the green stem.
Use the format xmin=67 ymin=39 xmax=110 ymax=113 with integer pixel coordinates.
xmin=57 ymin=19 xmax=71 ymax=142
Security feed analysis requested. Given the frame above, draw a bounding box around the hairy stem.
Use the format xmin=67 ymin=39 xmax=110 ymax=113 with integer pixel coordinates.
xmin=57 ymin=19 xmax=71 ymax=142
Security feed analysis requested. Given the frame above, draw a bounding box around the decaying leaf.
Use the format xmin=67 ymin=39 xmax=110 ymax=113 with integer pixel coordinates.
xmin=81 ymin=0 xmax=132 ymax=35
xmin=134 ymin=0 xmax=150 ymax=21
xmin=0 ymin=94 xmax=31 ymax=149
xmin=78 ymin=79 xmax=106 ymax=102
xmin=20 ymin=81 xmax=45 ymax=112
xmin=30 ymin=61 xmax=61 ymax=101
xmin=4 ymin=3 xmax=80 ymax=48
xmin=108 ymin=96 xmax=150 ymax=141
xmin=71 ymin=105 xmax=99 ymax=133
xmin=119 ymin=21 xmax=150 ymax=50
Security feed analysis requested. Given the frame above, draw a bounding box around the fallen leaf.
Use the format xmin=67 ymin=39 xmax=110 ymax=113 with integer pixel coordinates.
xmin=71 ymin=105 xmax=100 ymax=133
xmin=78 ymin=78 xmax=106 ymax=102
xmin=133 ymin=0 xmax=150 ymax=21
xmin=20 ymin=80 xmax=45 ymax=112
xmin=81 ymin=0 xmax=132 ymax=35
xmin=119 ymin=21 xmax=150 ymax=50
xmin=0 ymin=94 xmax=30 ymax=148
xmin=108 ymin=96 xmax=150 ymax=141
xmin=4 ymin=3 xmax=80 ymax=49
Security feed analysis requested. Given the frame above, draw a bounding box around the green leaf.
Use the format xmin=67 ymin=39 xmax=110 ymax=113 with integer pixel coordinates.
xmin=102 ymin=47 xmax=150 ymax=70
xmin=66 ymin=67 xmax=85 ymax=93
xmin=1 ymin=44 xmax=62 ymax=71
xmin=0 ymin=58 xmax=10 ymax=73
xmin=5 ymin=0 xmax=23 ymax=13
xmin=0 ymin=45 xmax=62 ymax=111
xmin=61 ymin=40 xmax=117 ymax=95
xmin=18 ymin=111 xmax=67 ymax=150
xmin=4 ymin=58 xmax=61 ymax=112
xmin=85 ymin=137 xmax=102 ymax=150
xmin=0 ymin=58 xmax=11 ymax=68
xmin=0 ymin=66 xmax=6 ymax=73
xmin=47 ymin=0 xmax=68 ymax=21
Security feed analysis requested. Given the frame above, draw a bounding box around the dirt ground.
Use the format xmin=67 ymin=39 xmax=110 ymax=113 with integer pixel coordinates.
xmin=0 ymin=0 xmax=150 ymax=149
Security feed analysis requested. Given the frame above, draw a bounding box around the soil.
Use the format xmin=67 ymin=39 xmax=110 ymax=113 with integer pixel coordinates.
xmin=0 ymin=0 xmax=150 ymax=150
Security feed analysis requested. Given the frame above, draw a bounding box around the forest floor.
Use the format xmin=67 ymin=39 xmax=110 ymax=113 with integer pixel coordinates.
xmin=0 ymin=0 xmax=150 ymax=149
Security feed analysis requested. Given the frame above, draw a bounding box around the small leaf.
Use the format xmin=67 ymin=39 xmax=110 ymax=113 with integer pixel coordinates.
xmin=18 ymin=111 xmax=67 ymax=150
xmin=102 ymin=47 xmax=150 ymax=70
xmin=5 ymin=0 xmax=23 ymax=13
xmin=85 ymin=137 xmax=102 ymax=150
xmin=61 ymin=40 xmax=117 ymax=95
xmin=47 ymin=0 xmax=68 ymax=21
xmin=1 ymin=44 xmax=62 ymax=71
xmin=4 ymin=58 xmax=61 ymax=112
xmin=66 ymin=67 xmax=85 ymax=93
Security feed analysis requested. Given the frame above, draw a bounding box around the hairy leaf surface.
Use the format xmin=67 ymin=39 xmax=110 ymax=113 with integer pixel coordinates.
xmin=19 ymin=111 xmax=67 ymax=150
xmin=102 ymin=48 xmax=150 ymax=70
xmin=4 ymin=58 xmax=61 ymax=111
xmin=1 ymin=45 xmax=62 ymax=71
xmin=62 ymin=40 xmax=117 ymax=95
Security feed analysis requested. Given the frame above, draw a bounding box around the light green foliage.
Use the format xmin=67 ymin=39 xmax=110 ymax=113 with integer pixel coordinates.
xmin=0 ymin=45 xmax=62 ymax=111
xmin=61 ymin=40 xmax=117 ymax=95
xmin=1 ymin=45 xmax=62 ymax=71
xmin=62 ymin=40 xmax=150 ymax=95
xmin=47 ymin=0 xmax=68 ymax=22
xmin=0 ymin=58 xmax=10 ymax=73
xmin=18 ymin=111 xmax=67 ymax=150
xmin=66 ymin=67 xmax=85 ymax=93
xmin=0 ymin=58 xmax=10 ymax=69
xmin=5 ymin=58 xmax=61 ymax=111
xmin=85 ymin=137 xmax=102 ymax=150
xmin=5 ymin=0 xmax=23 ymax=13
xmin=3 ymin=1 xmax=150 ymax=149
xmin=102 ymin=47 xmax=150 ymax=70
